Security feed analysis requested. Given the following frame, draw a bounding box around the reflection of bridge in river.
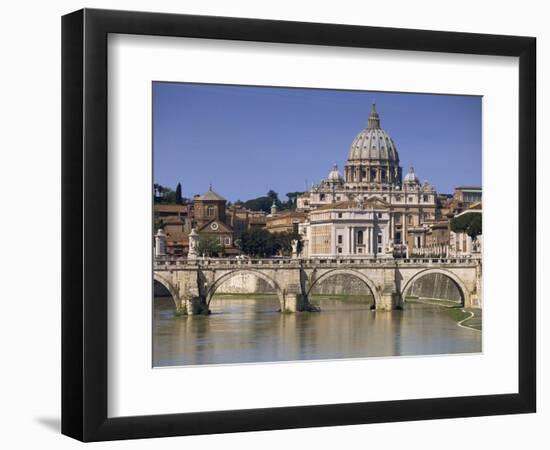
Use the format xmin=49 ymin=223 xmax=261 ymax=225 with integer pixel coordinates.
xmin=153 ymin=256 xmax=482 ymax=315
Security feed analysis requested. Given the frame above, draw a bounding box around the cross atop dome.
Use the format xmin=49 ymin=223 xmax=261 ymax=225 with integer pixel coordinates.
xmin=367 ymin=102 xmax=381 ymax=129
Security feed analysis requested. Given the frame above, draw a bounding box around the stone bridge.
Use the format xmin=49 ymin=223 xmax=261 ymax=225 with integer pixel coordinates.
xmin=153 ymin=256 xmax=482 ymax=315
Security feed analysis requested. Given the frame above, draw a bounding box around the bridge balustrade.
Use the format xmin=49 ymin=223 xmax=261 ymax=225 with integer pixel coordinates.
xmin=153 ymin=255 xmax=480 ymax=269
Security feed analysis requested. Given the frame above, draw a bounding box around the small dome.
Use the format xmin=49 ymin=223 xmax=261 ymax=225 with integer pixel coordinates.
xmin=199 ymin=184 xmax=226 ymax=201
xmin=404 ymin=166 xmax=419 ymax=184
xmin=328 ymin=164 xmax=344 ymax=182
xmin=347 ymin=104 xmax=399 ymax=163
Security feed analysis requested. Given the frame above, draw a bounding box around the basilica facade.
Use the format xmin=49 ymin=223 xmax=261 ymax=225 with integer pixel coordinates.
xmin=297 ymin=104 xmax=438 ymax=258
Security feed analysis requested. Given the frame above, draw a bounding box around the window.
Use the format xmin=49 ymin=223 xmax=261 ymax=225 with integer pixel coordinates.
xmin=358 ymin=247 xmax=363 ymax=253
xmin=337 ymin=235 xmax=343 ymax=244
xmin=338 ymin=247 xmax=343 ymax=254
xmin=377 ymin=212 xmax=382 ymax=218
xmin=408 ymin=215 xmax=413 ymax=225
xmin=207 ymin=206 xmax=215 ymax=216
xmin=394 ymin=213 xmax=401 ymax=224
xmin=224 ymin=237 xmax=231 ymax=246
xmin=377 ymin=233 xmax=382 ymax=244
xmin=320 ymin=194 xmax=326 ymax=201
xmin=357 ymin=230 xmax=364 ymax=245
xmin=338 ymin=212 xmax=343 ymax=218
xmin=423 ymin=194 xmax=429 ymax=202
xmin=395 ymin=231 xmax=402 ymax=243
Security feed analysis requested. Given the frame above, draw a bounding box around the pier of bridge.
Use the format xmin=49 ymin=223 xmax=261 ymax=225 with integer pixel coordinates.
xmin=153 ymin=256 xmax=481 ymax=315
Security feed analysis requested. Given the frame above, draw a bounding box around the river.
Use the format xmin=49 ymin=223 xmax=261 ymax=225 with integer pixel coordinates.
xmin=153 ymin=295 xmax=481 ymax=367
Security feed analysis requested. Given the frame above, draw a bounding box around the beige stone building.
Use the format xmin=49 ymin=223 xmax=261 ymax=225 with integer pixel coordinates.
xmin=301 ymin=198 xmax=392 ymax=258
xmin=266 ymin=204 xmax=307 ymax=234
xmin=297 ymin=104 xmax=438 ymax=257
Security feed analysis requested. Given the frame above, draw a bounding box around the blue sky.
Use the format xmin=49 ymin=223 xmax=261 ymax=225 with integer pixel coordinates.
xmin=153 ymin=82 xmax=481 ymax=201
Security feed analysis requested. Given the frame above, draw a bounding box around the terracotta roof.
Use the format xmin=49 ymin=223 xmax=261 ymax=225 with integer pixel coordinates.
xmin=197 ymin=218 xmax=233 ymax=234
xmin=162 ymin=216 xmax=185 ymax=224
xmin=154 ymin=204 xmax=188 ymax=212
xmin=165 ymin=230 xmax=189 ymax=244
xmin=268 ymin=210 xmax=307 ymax=219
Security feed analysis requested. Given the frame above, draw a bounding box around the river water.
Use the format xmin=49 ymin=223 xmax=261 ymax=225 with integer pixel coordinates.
xmin=153 ymin=295 xmax=481 ymax=367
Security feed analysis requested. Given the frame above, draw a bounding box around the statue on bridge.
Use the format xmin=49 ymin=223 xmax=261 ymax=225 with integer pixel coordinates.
xmin=188 ymin=228 xmax=199 ymax=259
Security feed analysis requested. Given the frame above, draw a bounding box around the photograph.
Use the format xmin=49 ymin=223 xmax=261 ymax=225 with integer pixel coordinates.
xmin=0 ymin=0 xmax=542 ymax=446
xmin=152 ymin=83 xmax=483 ymax=367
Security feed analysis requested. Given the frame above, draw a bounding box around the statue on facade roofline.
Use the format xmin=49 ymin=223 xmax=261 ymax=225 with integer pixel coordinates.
xmin=291 ymin=240 xmax=299 ymax=259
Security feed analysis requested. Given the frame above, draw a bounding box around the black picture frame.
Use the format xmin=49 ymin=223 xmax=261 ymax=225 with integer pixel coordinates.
xmin=62 ymin=8 xmax=536 ymax=442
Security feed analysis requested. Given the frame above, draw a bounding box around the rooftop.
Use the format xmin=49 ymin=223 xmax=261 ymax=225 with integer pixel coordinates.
xmin=198 ymin=184 xmax=226 ymax=201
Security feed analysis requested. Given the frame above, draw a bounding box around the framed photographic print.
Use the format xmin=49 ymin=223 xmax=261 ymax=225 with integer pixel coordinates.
xmin=62 ymin=8 xmax=536 ymax=441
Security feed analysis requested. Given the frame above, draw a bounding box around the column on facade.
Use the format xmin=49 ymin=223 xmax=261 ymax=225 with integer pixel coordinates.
xmin=367 ymin=227 xmax=371 ymax=255
xmin=371 ymin=226 xmax=375 ymax=254
xmin=389 ymin=213 xmax=394 ymax=244
xmin=331 ymin=228 xmax=335 ymax=256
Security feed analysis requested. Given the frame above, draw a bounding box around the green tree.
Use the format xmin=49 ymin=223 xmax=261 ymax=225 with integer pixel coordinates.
xmin=285 ymin=191 xmax=304 ymax=211
xmin=238 ymin=228 xmax=279 ymax=257
xmin=153 ymin=211 xmax=164 ymax=231
xmin=197 ymin=234 xmax=224 ymax=257
xmin=241 ymin=190 xmax=290 ymax=213
xmin=450 ymin=213 xmax=482 ymax=240
xmin=241 ymin=195 xmax=273 ymax=213
xmin=267 ymin=190 xmax=278 ymax=202
xmin=175 ymin=183 xmax=183 ymax=204
xmin=237 ymin=229 xmax=303 ymax=257
xmin=274 ymin=230 xmax=304 ymax=256
xmin=153 ymin=183 xmax=177 ymax=204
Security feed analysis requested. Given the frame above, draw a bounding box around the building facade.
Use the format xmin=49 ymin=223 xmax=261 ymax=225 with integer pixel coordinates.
xmin=301 ymin=198 xmax=392 ymax=258
xmin=298 ymin=104 xmax=438 ymax=257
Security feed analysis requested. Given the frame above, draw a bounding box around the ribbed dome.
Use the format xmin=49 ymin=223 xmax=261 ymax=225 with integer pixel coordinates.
xmin=347 ymin=104 xmax=399 ymax=163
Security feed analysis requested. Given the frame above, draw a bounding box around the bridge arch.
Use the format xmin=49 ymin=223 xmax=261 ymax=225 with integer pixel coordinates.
xmin=307 ymin=268 xmax=380 ymax=306
xmin=153 ymin=273 xmax=180 ymax=310
xmin=401 ymin=268 xmax=468 ymax=307
xmin=206 ymin=269 xmax=285 ymax=309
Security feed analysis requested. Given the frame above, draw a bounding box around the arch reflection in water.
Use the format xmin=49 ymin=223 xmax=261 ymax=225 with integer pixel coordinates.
xmin=153 ymin=272 xmax=481 ymax=367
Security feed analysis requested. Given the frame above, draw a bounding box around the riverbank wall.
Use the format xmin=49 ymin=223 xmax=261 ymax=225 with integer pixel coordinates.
xmin=405 ymin=273 xmax=461 ymax=301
